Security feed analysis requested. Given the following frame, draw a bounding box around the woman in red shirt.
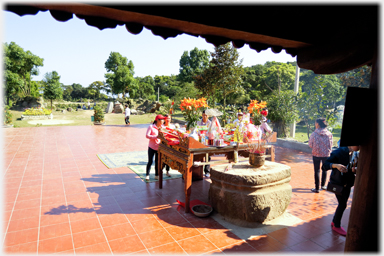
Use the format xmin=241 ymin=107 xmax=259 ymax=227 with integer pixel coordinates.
xmin=145 ymin=114 xmax=166 ymax=181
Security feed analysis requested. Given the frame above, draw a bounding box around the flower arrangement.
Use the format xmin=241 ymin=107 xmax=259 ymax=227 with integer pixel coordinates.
xmin=22 ymin=107 xmax=52 ymax=116
xmin=248 ymin=100 xmax=267 ymax=126
xmin=180 ymin=97 xmax=208 ymax=131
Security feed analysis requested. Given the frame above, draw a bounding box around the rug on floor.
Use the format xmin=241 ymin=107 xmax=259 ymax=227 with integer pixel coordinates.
xmin=97 ymin=150 xmax=182 ymax=182
xmin=128 ymin=165 xmax=182 ymax=183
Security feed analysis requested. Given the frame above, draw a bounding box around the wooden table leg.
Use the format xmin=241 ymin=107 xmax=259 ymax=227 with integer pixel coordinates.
xmin=158 ymin=151 xmax=163 ymax=189
xmin=184 ymin=154 xmax=193 ymax=213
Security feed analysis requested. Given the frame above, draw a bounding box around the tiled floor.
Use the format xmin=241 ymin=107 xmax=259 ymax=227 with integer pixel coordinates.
xmin=2 ymin=124 xmax=351 ymax=254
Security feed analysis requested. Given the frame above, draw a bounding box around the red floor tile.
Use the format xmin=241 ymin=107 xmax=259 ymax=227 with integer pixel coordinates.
xmin=39 ymin=222 xmax=72 ymax=241
xmin=138 ymin=228 xmax=175 ymax=249
xmin=178 ymin=234 xmax=218 ymax=254
xmin=203 ymin=229 xmax=243 ymax=249
xmin=246 ymin=234 xmax=287 ymax=252
xmin=108 ymin=234 xmax=146 ymax=254
xmin=4 ymin=241 xmax=38 ymax=253
xmin=165 ymin=222 xmax=201 ymax=241
xmin=74 ymin=242 xmax=112 ymax=254
xmin=148 ymin=241 xmax=187 ymax=254
xmin=102 ymin=223 xmax=136 ymax=241
xmin=38 ymin=235 xmax=73 ymax=253
xmin=72 ymin=228 xmax=107 ymax=249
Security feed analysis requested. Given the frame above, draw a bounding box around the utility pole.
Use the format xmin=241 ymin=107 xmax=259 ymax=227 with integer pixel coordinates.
xmin=290 ymin=63 xmax=300 ymax=138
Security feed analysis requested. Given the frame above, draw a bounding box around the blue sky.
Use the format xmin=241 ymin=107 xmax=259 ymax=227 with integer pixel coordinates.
xmin=3 ymin=7 xmax=298 ymax=87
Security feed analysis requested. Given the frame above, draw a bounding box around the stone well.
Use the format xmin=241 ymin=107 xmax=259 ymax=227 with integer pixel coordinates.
xmin=209 ymin=161 xmax=291 ymax=227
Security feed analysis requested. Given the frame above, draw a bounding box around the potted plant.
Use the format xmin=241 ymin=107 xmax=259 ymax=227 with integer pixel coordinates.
xmin=93 ymin=105 xmax=105 ymax=125
xmin=3 ymin=106 xmax=13 ymax=127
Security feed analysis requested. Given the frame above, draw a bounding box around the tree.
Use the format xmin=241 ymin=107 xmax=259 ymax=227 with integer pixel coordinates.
xmin=3 ymin=42 xmax=44 ymax=105
xmin=104 ymin=52 xmax=136 ymax=97
xmin=70 ymin=83 xmax=87 ymax=101
xmin=132 ymin=76 xmax=155 ymax=99
xmin=178 ymin=47 xmax=210 ymax=83
xmin=297 ymin=74 xmax=346 ymax=138
xmin=262 ymin=62 xmax=296 ymax=95
xmin=43 ymin=71 xmax=63 ymax=109
xmin=266 ymin=90 xmax=298 ymax=138
xmin=194 ymin=42 xmax=244 ymax=107
xmin=87 ymin=81 xmax=104 ymax=100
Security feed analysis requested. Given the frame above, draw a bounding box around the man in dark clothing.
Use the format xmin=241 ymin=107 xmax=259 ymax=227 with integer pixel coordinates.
xmin=322 ymin=146 xmax=359 ymax=236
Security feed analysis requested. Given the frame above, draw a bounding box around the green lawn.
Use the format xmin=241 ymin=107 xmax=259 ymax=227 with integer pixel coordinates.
xmin=9 ymin=109 xmax=158 ymax=128
xmin=290 ymin=124 xmax=341 ymax=147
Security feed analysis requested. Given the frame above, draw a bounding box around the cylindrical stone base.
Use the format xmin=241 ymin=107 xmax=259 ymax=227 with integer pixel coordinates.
xmin=209 ymin=161 xmax=292 ymax=227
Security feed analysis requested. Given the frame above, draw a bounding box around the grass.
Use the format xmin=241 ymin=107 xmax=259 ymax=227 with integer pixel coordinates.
xmin=290 ymin=123 xmax=341 ymax=147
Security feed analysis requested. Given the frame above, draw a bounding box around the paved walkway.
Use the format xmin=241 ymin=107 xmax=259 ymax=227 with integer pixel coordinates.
xmin=2 ymin=125 xmax=351 ymax=254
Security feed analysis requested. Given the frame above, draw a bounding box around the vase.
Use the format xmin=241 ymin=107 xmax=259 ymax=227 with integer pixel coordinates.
xmin=249 ymin=152 xmax=265 ymax=167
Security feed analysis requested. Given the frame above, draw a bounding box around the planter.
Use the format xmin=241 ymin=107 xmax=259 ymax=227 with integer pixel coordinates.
xmin=94 ymin=121 xmax=105 ymax=125
xmin=3 ymin=124 xmax=14 ymax=128
xmin=91 ymin=116 xmax=94 ymax=122
xmin=249 ymin=152 xmax=265 ymax=167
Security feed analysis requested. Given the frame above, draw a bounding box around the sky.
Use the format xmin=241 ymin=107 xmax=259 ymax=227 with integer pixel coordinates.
xmin=2 ymin=8 xmax=297 ymax=87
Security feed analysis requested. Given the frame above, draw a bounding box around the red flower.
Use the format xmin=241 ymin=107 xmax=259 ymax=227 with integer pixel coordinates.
xmin=261 ymin=110 xmax=268 ymax=116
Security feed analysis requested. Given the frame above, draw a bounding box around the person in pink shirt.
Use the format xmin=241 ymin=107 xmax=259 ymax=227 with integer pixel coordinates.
xmin=308 ymin=118 xmax=333 ymax=193
xmin=145 ymin=114 xmax=166 ymax=181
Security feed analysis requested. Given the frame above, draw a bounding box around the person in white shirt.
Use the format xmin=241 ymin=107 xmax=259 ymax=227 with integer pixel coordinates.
xmin=197 ymin=110 xmax=211 ymax=127
xmin=233 ymin=112 xmax=245 ymax=128
xmin=125 ymin=104 xmax=131 ymax=125
xmin=197 ymin=110 xmax=211 ymax=177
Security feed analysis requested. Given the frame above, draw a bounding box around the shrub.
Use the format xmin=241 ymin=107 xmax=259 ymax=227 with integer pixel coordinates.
xmin=93 ymin=105 xmax=104 ymax=122
xmin=22 ymin=107 xmax=52 ymax=116
xmin=4 ymin=106 xmax=13 ymax=125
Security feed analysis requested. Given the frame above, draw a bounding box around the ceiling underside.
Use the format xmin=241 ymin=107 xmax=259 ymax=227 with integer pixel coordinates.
xmin=5 ymin=3 xmax=378 ymax=74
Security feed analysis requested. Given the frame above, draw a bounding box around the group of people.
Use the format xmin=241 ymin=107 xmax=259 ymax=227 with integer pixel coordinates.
xmin=308 ymin=118 xmax=359 ymax=237
xmin=144 ymin=108 xmax=272 ymax=180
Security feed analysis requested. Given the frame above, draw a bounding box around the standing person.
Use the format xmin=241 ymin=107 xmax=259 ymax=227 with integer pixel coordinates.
xmin=88 ymin=101 xmax=90 ymax=109
xmin=124 ymin=104 xmax=131 ymax=125
xmin=145 ymin=115 xmax=167 ymax=181
xmin=322 ymin=146 xmax=359 ymax=236
xmin=197 ymin=110 xmax=212 ymax=177
xmin=162 ymin=114 xmax=174 ymax=177
xmin=260 ymin=108 xmax=272 ymax=136
xmin=308 ymin=118 xmax=333 ymax=193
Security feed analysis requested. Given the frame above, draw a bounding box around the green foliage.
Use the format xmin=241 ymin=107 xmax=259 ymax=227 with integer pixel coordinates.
xmin=4 ymin=106 xmax=13 ymax=125
xmin=104 ymin=52 xmax=137 ymax=97
xmin=133 ymin=76 xmax=155 ymax=99
xmin=93 ymin=105 xmax=104 ymax=122
xmin=43 ymin=71 xmax=63 ymax=109
xmin=3 ymin=42 xmax=44 ymax=105
xmin=194 ymin=42 xmax=244 ymax=107
xmin=297 ymin=74 xmax=346 ymax=138
xmin=22 ymin=107 xmax=52 ymax=115
xmin=87 ymin=81 xmax=105 ymax=100
xmin=159 ymin=95 xmax=169 ymax=102
xmin=178 ymin=47 xmax=210 ymax=83
xmin=266 ymin=90 xmax=298 ymax=138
